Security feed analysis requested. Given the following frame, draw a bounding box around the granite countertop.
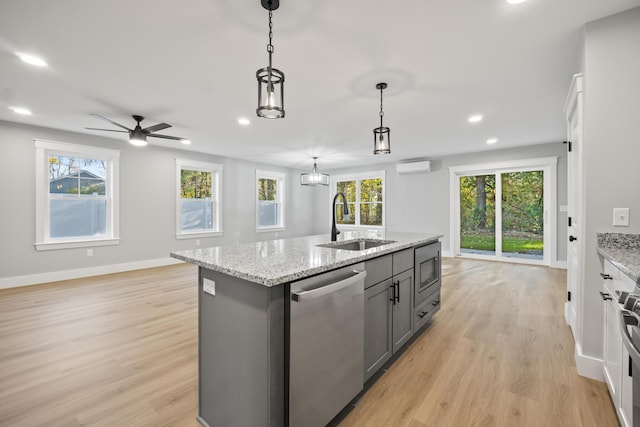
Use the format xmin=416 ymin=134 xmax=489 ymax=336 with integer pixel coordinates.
xmin=597 ymin=233 xmax=640 ymax=284
xmin=171 ymin=231 xmax=442 ymax=287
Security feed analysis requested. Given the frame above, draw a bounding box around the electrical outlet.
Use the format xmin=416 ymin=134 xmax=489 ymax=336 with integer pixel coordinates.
xmin=87 ymin=249 xmax=93 ymax=257
xmin=203 ymin=278 xmax=215 ymax=296
xmin=613 ymin=208 xmax=630 ymax=227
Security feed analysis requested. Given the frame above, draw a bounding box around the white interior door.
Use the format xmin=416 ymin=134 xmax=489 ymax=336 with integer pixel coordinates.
xmin=565 ymin=74 xmax=583 ymax=336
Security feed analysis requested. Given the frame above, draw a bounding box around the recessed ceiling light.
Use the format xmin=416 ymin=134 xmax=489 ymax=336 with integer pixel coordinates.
xmin=238 ymin=117 xmax=251 ymax=125
xmin=15 ymin=52 xmax=48 ymax=67
xmin=507 ymin=0 xmax=526 ymax=4
xmin=468 ymin=114 xmax=484 ymax=123
xmin=486 ymin=138 xmax=498 ymax=144
xmin=9 ymin=106 xmax=32 ymax=115
xmin=180 ymin=139 xmax=191 ymax=145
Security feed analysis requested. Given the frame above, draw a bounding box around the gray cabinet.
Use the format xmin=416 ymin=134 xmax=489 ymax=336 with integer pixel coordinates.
xmin=392 ymin=268 xmax=414 ymax=353
xmin=364 ymin=249 xmax=415 ymax=381
xmin=364 ymin=278 xmax=393 ymax=381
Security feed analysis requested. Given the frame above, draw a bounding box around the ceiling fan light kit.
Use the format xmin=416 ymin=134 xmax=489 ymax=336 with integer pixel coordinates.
xmin=256 ymin=0 xmax=285 ymax=119
xmin=300 ymin=157 xmax=330 ymax=186
xmin=86 ymin=114 xmax=189 ymax=147
xmin=373 ymin=82 xmax=391 ymax=155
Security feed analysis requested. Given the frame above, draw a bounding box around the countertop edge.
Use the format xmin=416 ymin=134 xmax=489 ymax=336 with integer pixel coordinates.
xmin=597 ymin=246 xmax=640 ymax=284
xmin=171 ymin=234 xmax=442 ymax=287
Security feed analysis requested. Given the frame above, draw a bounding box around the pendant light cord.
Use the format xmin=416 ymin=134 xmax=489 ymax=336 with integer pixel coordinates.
xmin=267 ymin=7 xmax=274 ymax=66
xmin=266 ymin=4 xmax=274 ymax=84
xmin=379 ymin=87 xmax=384 ymax=128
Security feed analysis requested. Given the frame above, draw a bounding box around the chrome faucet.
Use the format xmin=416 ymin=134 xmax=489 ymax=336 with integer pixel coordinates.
xmin=331 ymin=192 xmax=350 ymax=241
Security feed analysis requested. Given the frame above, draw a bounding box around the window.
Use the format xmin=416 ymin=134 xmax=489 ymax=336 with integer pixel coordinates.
xmin=256 ymin=170 xmax=285 ymax=231
xmin=332 ymin=171 xmax=385 ymax=228
xmin=176 ymin=159 xmax=222 ymax=238
xmin=35 ymin=139 xmax=120 ymax=250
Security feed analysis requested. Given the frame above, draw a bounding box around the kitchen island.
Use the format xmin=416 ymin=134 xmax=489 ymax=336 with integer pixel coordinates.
xmin=171 ymin=231 xmax=442 ymax=427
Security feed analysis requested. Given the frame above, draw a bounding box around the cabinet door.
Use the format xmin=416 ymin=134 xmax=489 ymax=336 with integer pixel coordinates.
xmin=364 ymin=279 xmax=393 ymax=382
xmin=392 ymin=269 xmax=414 ymax=354
xmin=603 ymin=285 xmax=622 ymax=408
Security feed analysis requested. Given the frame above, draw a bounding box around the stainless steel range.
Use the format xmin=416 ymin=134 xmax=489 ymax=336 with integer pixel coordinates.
xmin=617 ymin=292 xmax=640 ymax=427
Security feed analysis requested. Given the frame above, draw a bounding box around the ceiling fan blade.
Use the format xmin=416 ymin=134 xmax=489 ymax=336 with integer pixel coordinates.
xmin=85 ymin=127 xmax=128 ymax=133
xmin=143 ymin=123 xmax=171 ymax=133
xmin=90 ymin=113 xmax=132 ymax=131
xmin=149 ymin=133 xmax=187 ymax=141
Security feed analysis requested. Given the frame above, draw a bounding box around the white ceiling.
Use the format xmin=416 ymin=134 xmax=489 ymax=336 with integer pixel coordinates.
xmin=1 ymin=0 xmax=640 ymax=170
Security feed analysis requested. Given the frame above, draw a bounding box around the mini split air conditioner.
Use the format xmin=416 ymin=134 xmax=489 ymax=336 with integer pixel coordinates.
xmin=396 ymin=160 xmax=431 ymax=174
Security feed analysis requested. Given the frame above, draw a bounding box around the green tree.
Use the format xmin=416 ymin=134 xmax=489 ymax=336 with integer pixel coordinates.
xmin=336 ymin=180 xmax=356 ymax=224
xmin=181 ymin=170 xmax=212 ymax=199
xmin=502 ymin=171 xmax=543 ymax=235
xmin=460 ymin=175 xmax=495 ymax=232
xmin=360 ymin=178 xmax=382 ymax=226
xmin=258 ymin=178 xmax=277 ymax=201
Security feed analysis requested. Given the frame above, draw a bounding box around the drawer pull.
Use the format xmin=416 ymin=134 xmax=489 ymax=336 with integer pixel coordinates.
xmin=389 ymin=283 xmax=396 ymax=305
xmin=432 ymin=300 xmax=440 ymax=307
xmin=418 ymin=311 xmax=429 ymax=319
xmin=599 ymin=291 xmax=613 ymax=301
xmin=600 ymin=273 xmax=613 ymax=280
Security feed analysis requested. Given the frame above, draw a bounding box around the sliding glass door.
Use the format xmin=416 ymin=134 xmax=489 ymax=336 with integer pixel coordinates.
xmin=460 ymin=174 xmax=496 ymax=256
xmin=450 ymin=158 xmax=556 ymax=266
xmin=501 ymin=171 xmax=544 ymax=260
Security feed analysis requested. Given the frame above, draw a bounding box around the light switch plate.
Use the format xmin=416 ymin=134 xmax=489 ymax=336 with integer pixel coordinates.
xmin=613 ymin=208 xmax=630 ymax=227
xmin=203 ymin=278 xmax=216 ymax=296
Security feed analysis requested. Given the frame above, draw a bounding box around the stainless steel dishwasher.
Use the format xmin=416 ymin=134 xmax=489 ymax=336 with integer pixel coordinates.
xmin=289 ymin=263 xmax=366 ymax=427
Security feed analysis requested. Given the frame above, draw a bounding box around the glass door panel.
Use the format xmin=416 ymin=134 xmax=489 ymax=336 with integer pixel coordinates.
xmin=459 ymin=174 xmax=496 ymax=255
xmin=501 ymin=171 xmax=544 ymax=260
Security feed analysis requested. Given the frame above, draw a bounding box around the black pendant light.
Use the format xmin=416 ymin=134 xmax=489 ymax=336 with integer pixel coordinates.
xmin=373 ymin=82 xmax=390 ymax=154
xmin=300 ymin=157 xmax=330 ymax=186
xmin=256 ymin=0 xmax=285 ymax=119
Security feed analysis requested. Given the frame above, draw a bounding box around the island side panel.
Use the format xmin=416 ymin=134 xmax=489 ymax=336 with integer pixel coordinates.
xmin=198 ymin=267 xmax=285 ymax=427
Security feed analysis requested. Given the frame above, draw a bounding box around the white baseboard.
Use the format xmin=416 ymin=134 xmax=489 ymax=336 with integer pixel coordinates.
xmin=574 ymin=342 xmax=604 ymax=381
xmin=441 ymin=249 xmax=566 ymax=269
xmin=0 ymin=257 xmax=185 ymax=290
xmin=551 ymin=260 xmax=568 ymax=269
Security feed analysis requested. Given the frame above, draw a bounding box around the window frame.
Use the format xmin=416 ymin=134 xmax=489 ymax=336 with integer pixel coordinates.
xmin=34 ymin=139 xmax=120 ymax=251
xmin=175 ymin=158 xmax=223 ymax=239
xmin=331 ymin=170 xmax=386 ymax=229
xmin=255 ymin=170 xmax=285 ymax=232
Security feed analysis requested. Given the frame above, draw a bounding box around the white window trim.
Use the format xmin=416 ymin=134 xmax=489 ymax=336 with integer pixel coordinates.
xmin=176 ymin=158 xmax=223 ymax=239
xmin=34 ymin=139 xmax=120 ymax=251
xmin=448 ymin=156 xmax=558 ymax=267
xmin=256 ymin=170 xmax=285 ymax=232
xmin=330 ymin=170 xmax=386 ymax=230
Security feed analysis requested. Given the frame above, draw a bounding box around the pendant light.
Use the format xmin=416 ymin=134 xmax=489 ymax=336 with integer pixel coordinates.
xmin=373 ymin=82 xmax=390 ymax=154
xmin=256 ymin=0 xmax=285 ymax=119
xmin=300 ymin=157 xmax=330 ymax=186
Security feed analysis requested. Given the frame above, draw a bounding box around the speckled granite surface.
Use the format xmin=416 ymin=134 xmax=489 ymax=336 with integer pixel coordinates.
xmin=171 ymin=231 xmax=442 ymax=286
xmin=597 ymin=233 xmax=640 ymax=284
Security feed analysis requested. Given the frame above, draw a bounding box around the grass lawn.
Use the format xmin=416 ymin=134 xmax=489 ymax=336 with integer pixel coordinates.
xmin=461 ymin=234 xmax=543 ymax=253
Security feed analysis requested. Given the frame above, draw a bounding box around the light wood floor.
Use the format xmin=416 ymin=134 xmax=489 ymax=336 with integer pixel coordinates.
xmin=0 ymin=259 xmax=618 ymax=426
xmin=340 ymin=258 xmax=618 ymax=427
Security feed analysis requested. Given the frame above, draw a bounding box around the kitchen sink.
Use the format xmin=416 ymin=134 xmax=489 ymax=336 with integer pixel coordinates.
xmin=317 ymin=239 xmax=397 ymax=251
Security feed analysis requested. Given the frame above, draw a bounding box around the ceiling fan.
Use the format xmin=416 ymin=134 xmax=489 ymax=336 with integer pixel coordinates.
xmin=86 ymin=114 xmax=190 ymax=146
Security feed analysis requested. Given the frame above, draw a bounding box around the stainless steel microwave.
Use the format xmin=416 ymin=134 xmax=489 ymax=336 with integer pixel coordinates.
xmin=414 ymin=241 xmax=441 ymax=306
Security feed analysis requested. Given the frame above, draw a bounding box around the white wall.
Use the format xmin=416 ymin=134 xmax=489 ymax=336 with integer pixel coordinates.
xmin=318 ymin=142 xmax=568 ymax=263
xmin=0 ymin=120 xmax=318 ymax=286
xmin=580 ymin=6 xmax=640 ymax=358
